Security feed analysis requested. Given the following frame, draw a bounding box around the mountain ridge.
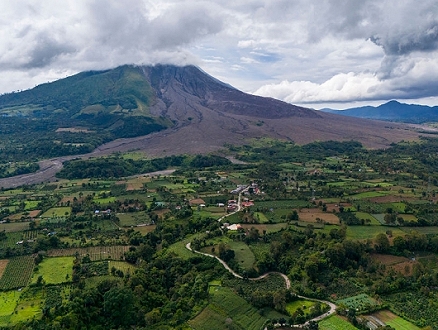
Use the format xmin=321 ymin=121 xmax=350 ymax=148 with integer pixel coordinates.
xmin=322 ymin=100 xmax=438 ymax=123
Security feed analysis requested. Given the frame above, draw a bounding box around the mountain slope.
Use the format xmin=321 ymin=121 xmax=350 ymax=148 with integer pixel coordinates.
xmin=0 ymin=65 xmax=422 ymax=161
xmin=322 ymin=100 xmax=438 ymax=123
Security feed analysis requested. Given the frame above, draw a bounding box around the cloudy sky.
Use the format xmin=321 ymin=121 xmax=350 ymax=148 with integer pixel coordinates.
xmin=1 ymin=0 xmax=437 ymax=109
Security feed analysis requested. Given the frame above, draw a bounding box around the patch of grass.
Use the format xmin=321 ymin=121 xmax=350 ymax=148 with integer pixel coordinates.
xmin=0 ymin=290 xmax=21 ymax=317
xmin=354 ymin=212 xmax=380 ymax=225
xmin=41 ymin=207 xmax=71 ymax=218
xmin=30 ymin=257 xmax=74 ymax=285
xmin=319 ymin=315 xmax=359 ymax=330
xmin=346 ymin=226 xmax=404 ymax=240
xmin=285 ymin=299 xmax=318 ymax=316
xmin=227 ymin=241 xmax=256 ymax=271
xmin=108 ymin=261 xmax=136 ymax=276
xmin=370 ymin=310 xmax=421 ymax=330
xmin=94 ymin=197 xmax=116 ymax=204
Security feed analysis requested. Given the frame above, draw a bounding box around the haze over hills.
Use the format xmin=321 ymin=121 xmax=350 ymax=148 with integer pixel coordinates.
xmin=0 ymin=64 xmax=423 ymax=162
xmin=322 ymin=100 xmax=438 ymax=123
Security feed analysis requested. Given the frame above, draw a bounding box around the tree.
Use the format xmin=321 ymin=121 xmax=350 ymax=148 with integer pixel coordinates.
xmin=374 ymin=233 xmax=390 ymax=253
xmin=103 ymin=286 xmax=136 ymax=327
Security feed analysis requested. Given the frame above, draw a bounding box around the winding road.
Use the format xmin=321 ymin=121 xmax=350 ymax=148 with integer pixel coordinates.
xmin=186 ymin=186 xmax=337 ymax=327
xmin=185 ymin=242 xmax=336 ymax=326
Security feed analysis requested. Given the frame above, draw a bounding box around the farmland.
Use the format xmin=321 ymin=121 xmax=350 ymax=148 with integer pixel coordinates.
xmin=0 ymin=256 xmax=34 ymax=290
xmin=0 ymin=139 xmax=437 ymax=328
xmin=30 ymin=257 xmax=74 ymax=284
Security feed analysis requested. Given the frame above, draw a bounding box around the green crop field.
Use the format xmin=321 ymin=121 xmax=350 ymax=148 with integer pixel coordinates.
xmin=108 ymin=261 xmax=136 ymax=276
xmin=354 ymin=212 xmax=380 ymax=225
xmin=370 ymin=310 xmax=421 ymax=330
xmin=41 ymin=207 xmax=72 ymax=218
xmin=0 ymin=256 xmax=34 ymax=290
xmin=31 ymin=257 xmax=74 ymax=285
xmin=346 ymin=226 xmax=404 ymax=240
xmin=336 ymin=294 xmax=378 ymax=312
xmin=0 ymin=222 xmax=30 ymax=233
xmin=319 ymin=315 xmax=359 ymax=330
xmin=347 ymin=191 xmax=392 ymax=199
xmin=189 ymin=286 xmax=276 ymax=330
xmin=117 ymin=211 xmax=151 ymax=227
xmin=94 ymin=196 xmax=116 ymax=204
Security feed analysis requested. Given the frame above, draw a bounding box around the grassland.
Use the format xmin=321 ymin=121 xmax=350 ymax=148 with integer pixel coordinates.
xmin=41 ymin=207 xmax=71 ymax=218
xmin=346 ymin=226 xmax=404 ymax=240
xmin=228 ymin=241 xmax=256 ymax=270
xmin=0 ymin=290 xmax=21 ymax=317
xmin=369 ymin=310 xmax=421 ymax=330
xmin=319 ymin=315 xmax=359 ymax=330
xmin=31 ymin=257 xmax=74 ymax=284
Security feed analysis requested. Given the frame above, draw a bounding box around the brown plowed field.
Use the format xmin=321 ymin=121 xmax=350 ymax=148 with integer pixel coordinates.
xmin=298 ymin=208 xmax=340 ymax=224
xmin=0 ymin=259 xmax=9 ymax=279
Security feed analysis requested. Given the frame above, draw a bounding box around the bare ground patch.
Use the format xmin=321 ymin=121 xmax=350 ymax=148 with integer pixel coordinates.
xmin=324 ymin=203 xmax=353 ymax=212
xmin=298 ymin=209 xmax=340 ymax=224
xmin=371 ymin=310 xmax=398 ymax=323
xmin=368 ymin=195 xmax=405 ymax=203
xmin=28 ymin=210 xmax=41 ymax=218
xmin=56 ymin=127 xmax=93 ymax=133
xmin=371 ymin=253 xmax=416 ymax=276
xmin=0 ymin=259 xmax=9 ymax=279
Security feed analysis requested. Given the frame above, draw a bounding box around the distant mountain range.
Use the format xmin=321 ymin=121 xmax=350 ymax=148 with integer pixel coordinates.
xmin=0 ymin=65 xmax=422 ymax=159
xmin=321 ymin=100 xmax=438 ymax=123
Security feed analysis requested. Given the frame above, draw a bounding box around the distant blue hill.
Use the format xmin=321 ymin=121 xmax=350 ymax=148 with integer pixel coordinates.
xmin=321 ymin=100 xmax=438 ymax=123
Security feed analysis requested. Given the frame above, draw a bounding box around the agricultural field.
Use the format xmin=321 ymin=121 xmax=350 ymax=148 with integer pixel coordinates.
xmin=189 ymin=285 xmax=276 ymax=330
xmin=336 ymin=294 xmax=379 ymax=312
xmin=117 ymin=211 xmax=151 ymax=227
xmin=319 ymin=315 xmax=359 ymax=330
xmin=40 ymin=207 xmax=71 ymax=218
xmin=30 ymin=257 xmax=74 ymax=284
xmin=47 ymin=246 xmax=130 ymax=261
xmin=297 ymin=208 xmax=340 ymax=224
xmin=0 ymin=140 xmax=437 ymax=328
xmin=0 ymin=256 xmax=34 ymax=290
xmin=366 ymin=310 xmax=421 ymax=330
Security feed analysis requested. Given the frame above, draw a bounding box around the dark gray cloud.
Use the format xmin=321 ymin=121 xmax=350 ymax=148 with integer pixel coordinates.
xmin=23 ymin=34 xmax=76 ymax=68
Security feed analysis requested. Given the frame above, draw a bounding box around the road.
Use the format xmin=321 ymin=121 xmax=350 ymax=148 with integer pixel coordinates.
xmin=186 ymin=184 xmax=337 ymax=326
xmin=185 ymin=242 xmax=336 ymax=325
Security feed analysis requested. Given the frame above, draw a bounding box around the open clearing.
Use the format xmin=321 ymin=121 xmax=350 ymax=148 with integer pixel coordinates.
xmin=369 ymin=310 xmax=421 ymax=330
xmin=371 ymin=254 xmax=416 ymax=276
xmin=297 ymin=209 xmax=340 ymax=224
xmin=319 ymin=315 xmax=359 ymax=330
xmin=0 ymin=290 xmax=21 ymax=317
xmin=31 ymin=257 xmax=74 ymax=284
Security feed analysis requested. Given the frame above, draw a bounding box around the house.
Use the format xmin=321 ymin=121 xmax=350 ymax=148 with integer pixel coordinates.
xmin=226 ymin=224 xmax=242 ymax=231
xmin=241 ymin=201 xmax=254 ymax=208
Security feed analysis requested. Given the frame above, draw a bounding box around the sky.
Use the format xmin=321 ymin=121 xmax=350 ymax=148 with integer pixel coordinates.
xmin=0 ymin=0 xmax=438 ymax=109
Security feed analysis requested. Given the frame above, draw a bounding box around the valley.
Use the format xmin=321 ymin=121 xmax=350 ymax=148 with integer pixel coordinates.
xmin=0 ymin=139 xmax=438 ymax=328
